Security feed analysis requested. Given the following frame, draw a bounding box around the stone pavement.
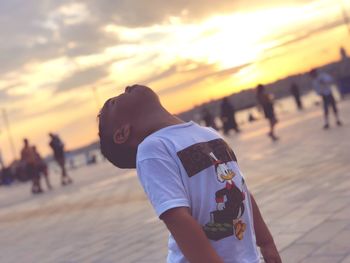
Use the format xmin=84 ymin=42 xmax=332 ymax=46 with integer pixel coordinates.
xmin=0 ymin=98 xmax=350 ymax=263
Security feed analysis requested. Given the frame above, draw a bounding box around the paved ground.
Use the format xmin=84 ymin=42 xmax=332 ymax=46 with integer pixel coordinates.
xmin=1 ymin=97 xmax=350 ymax=263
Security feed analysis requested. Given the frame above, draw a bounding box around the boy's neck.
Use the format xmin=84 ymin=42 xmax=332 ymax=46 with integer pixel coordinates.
xmin=132 ymin=111 xmax=185 ymax=145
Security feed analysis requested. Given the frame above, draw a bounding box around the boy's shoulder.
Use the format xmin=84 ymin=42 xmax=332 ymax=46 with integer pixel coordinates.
xmin=137 ymin=134 xmax=170 ymax=162
xmin=139 ymin=134 xmax=164 ymax=152
xmin=138 ymin=122 xmax=222 ymax=162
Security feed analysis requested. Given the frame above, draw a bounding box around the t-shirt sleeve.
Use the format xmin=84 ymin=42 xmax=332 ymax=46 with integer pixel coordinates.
xmin=137 ymin=157 xmax=190 ymax=217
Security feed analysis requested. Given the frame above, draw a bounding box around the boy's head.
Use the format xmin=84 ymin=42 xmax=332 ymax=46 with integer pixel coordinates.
xmin=98 ymin=84 xmax=161 ymax=169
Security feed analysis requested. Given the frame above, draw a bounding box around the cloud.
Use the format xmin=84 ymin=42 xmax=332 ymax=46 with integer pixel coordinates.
xmin=79 ymin=0 xmax=313 ymax=28
xmin=0 ymin=82 xmax=23 ymax=92
xmin=60 ymin=21 xmax=120 ymax=57
xmin=259 ymin=18 xmax=346 ymax=63
xmin=157 ymin=63 xmax=251 ymax=96
xmin=141 ymin=65 xmax=177 ymax=85
xmin=0 ymin=1 xmax=67 ymax=74
xmin=0 ymin=1 xmax=120 ymax=74
xmin=0 ymin=89 xmax=10 ymax=102
xmin=0 ymin=84 xmax=27 ymax=103
xmin=19 ymin=97 xmax=85 ymax=120
xmin=0 ymin=0 xmax=316 ymax=76
xmin=56 ymin=64 xmax=110 ymax=92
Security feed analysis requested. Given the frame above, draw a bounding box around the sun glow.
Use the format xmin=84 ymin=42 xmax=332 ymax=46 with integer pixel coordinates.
xmin=175 ymin=7 xmax=305 ymax=69
xmin=1 ymin=0 xmax=349 ymax=163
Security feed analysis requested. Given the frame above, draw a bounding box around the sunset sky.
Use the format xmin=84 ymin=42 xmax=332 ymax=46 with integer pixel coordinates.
xmin=0 ymin=0 xmax=350 ymax=163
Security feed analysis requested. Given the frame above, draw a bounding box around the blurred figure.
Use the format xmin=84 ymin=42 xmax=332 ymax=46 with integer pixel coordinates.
xmin=248 ymin=112 xmax=256 ymax=122
xmin=0 ymin=166 xmax=14 ymax=186
xmin=21 ymin=139 xmax=43 ymax=194
xmin=340 ymin=46 xmax=348 ymax=60
xmin=220 ymin=97 xmax=240 ymax=135
xmin=201 ymin=107 xmax=218 ymax=130
xmin=290 ymin=82 xmax=303 ymax=111
xmin=256 ymin=84 xmax=279 ymax=141
xmin=49 ymin=133 xmax=72 ymax=185
xmin=33 ymin=146 xmax=52 ymax=190
xmin=86 ymin=153 xmax=97 ymax=165
xmin=309 ymin=69 xmax=342 ymax=129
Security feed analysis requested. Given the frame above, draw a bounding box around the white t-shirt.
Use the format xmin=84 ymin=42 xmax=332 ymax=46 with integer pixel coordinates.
xmin=137 ymin=121 xmax=260 ymax=263
xmin=312 ymin=72 xmax=334 ymax=96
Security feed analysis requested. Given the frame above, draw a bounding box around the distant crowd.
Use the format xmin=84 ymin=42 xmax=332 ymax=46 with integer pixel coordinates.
xmin=200 ymin=68 xmax=345 ymax=141
xmin=0 ymin=133 xmax=72 ymax=194
xmin=0 ymin=67 xmax=348 ymax=194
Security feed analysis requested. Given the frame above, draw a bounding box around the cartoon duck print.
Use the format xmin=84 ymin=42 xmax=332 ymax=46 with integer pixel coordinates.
xmin=209 ymin=152 xmax=247 ymax=240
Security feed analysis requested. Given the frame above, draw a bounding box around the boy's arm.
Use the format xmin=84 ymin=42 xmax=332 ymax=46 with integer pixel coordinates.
xmin=250 ymin=193 xmax=282 ymax=263
xmin=160 ymin=207 xmax=224 ymax=263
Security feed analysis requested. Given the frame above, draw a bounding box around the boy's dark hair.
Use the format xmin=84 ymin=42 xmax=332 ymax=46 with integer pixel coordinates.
xmin=98 ymin=103 xmax=117 ymax=166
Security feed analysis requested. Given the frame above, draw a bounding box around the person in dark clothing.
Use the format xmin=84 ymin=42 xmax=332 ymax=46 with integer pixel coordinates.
xmin=49 ymin=133 xmax=72 ymax=185
xmin=220 ymin=97 xmax=240 ymax=135
xmin=21 ymin=138 xmax=43 ymax=194
xmin=290 ymin=82 xmax=303 ymax=111
xmin=201 ymin=107 xmax=218 ymax=130
xmin=33 ymin=146 xmax=52 ymax=190
xmin=248 ymin=112 xmax=256 ymax=122
xmin=256 ymin=84 xmax=279 ymax=141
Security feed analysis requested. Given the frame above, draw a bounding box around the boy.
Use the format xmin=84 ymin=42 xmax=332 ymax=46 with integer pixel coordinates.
xmin=98 ymin=85 xmax=281 ymax=263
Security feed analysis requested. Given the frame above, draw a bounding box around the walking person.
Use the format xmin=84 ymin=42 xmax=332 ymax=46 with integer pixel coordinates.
xmin=33 ymin=146 xmax=52 ymax=190
xmin=220 ymin=97 xmax=240 ymax=135
xmin=201 ymin=107 xmax=218 ymax=130
xmin=256 ymin=84 xmax=279 ymax=141
xmin=49 ymin=133 xmax=72 ymax=185
xmin=21 ymin=139 xmax=43 ymax=194
xmin=290 ymin=82 xmax=303 ymax=111
xmin=98 ymin=84 xmax=281 ymax=263
xmin=309 ymin=69 xmax=342 ymax=129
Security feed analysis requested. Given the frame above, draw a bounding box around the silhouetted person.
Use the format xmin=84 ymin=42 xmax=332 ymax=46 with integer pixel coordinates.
xmin=33 ymin=146 xmax=52 ymax=190
xmin=309 ymin=69 xmax=342 ymax=129
xmin=201 ymin=107 xmax=218 ymax=130
xmin=49 ymin=133 xmax=72 ymax=185
xmin=220 ymin=97 xmax=239 ymax=135
xmin=248 ymin=112 xmax=256 ymax=122
xmin=340 ymin=46 xmax=348 ymax=60
xmin=256 ymin=84 xmax=278 ymax=141
xmin=290 ymin=83 xmax=303 ymax=111
xmin=21 ymin=139 xmax=43 ymax=194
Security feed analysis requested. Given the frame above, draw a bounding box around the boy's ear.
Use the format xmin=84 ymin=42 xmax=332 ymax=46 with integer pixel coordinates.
xmin=113 ymin=124 xmax=131 ymax=144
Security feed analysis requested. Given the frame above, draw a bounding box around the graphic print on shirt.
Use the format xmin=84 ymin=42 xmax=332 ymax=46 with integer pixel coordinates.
xmin=177 ymin=138 xmax=247 ymax=241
